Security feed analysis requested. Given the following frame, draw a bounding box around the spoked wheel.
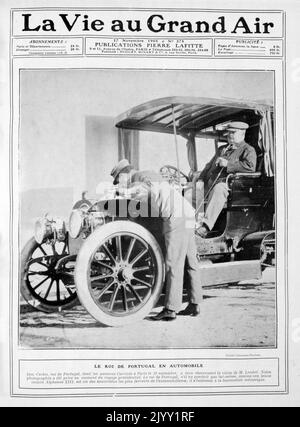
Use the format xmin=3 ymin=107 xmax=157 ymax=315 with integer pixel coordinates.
xmin=21 ymin=237 xmax=78 ymax=313
xmin=75 ymin=221 xmax=165 ymax=327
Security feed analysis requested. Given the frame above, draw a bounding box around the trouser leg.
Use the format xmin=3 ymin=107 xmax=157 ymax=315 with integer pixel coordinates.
xmin=203 ymin=182 xmax=229 ymax=230
xmin=183 ymin=181 xmax=204 ymax=214
xmin=183 ymin=186 xmax=193 ymax=207
xmin=193 ymin=181 xmax=205 ymax=215
xmin=164 ymin=227 xmax=189 ymax=312
xmin=186 ymin=229 xmax=203 ymax=304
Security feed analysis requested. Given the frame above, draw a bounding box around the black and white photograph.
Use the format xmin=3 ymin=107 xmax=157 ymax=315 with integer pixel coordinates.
xmin=3 ymin=0 xmax=300 ymax=408
xmin=19 ymin=69 xmax=276 ymax=349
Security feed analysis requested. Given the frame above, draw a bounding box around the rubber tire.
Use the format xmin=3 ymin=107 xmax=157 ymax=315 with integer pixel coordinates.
xmin=75 ymin=221 xmax=165 ymax=327
xmin=20 ymin=237 xmax=78 ymax=313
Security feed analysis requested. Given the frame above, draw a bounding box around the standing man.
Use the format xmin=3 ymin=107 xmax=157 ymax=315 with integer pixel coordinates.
xmin=111 ymin=159 xmax=203 ymax=321
xmin=193 ymin=121 xmax=257 ymax=237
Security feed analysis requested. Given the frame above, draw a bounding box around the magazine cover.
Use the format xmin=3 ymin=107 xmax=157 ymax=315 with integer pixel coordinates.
xmin=0 ymin=0 xmax=299 ymax=409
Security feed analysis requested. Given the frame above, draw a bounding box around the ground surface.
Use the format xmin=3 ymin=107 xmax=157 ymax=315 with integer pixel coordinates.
xmin=20 ymin=269 xmax=276 ymax=349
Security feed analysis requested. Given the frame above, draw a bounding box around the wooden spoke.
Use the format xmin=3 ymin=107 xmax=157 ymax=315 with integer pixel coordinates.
xmin=61 ymin=241 xmax=69 ymax=255
xmin=109 ymin=284 xmax=119 ymax=311
xmin=27 ymin=271 xmax=49 ymax=276
xmin=23 ymin=237 xmax=78 ymax=310
xmin=44 ymin=279 xmax=54 ymax=299
xmin=122 ymin=286 xmax=128 ymax=312
xmin=28 ymin=258 xmax=49 ymax=269
xmin=38 ymin=245 xmax=47 ymax=256
xmin=102 ymin=243 xmax=117 ymax=264
xmin=98 ymin=281 xmax=116 ymax=299
xmin=116 ymin=235 xmax=123 ymax=262
xmin=56 ymin=280 xmax=61 ymax=303
xmin=133 ymin=278 xmax=152 ymax=288
xmin=33 ymin=276 xmax=50 ymax=291
xmin=133 ymin=266 xmax=150 ymax=273
xmin=91 ymin=273 xmax=114 ymax=282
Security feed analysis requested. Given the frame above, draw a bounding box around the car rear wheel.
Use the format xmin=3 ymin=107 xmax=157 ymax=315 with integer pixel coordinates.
xmin=260 ymin=232 xmax=276 ymax=270
xmin=75 ymin=221 xmax=165 ymax=327
xmin=21 ymin=237 xmax=78 ymax=313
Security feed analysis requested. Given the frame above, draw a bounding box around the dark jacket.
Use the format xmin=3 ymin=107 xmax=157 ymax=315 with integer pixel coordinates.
xmin=200 ymin=142 xmax=257 ymax=189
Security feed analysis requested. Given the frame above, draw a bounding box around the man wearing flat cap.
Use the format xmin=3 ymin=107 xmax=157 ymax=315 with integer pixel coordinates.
xmin=195 ymin=121 xmax=257 ymax=237
xmin=110 ymin=159 xmax=203 ymax=321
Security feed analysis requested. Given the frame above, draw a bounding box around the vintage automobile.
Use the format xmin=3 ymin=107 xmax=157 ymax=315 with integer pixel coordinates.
xmin=21 ymin=96 xmax=275 ymax=326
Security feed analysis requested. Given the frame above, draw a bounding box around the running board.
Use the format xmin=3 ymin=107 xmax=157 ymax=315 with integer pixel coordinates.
xmin=199 ymin=260 xmax=262 ymax=287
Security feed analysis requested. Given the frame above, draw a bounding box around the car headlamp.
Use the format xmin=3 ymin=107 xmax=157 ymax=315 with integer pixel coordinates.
xmin=69 ymin=209 xmax=84 ymax=239
xmin=34 ymin=218 xmax=51 ymax=244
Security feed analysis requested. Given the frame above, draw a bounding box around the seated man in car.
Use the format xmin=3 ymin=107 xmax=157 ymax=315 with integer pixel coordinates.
xmin=191 ymin=121 xmax=257 ymax=238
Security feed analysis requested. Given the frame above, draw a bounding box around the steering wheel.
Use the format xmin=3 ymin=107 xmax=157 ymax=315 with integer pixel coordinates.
xmin=160 ymin=165 xmax=189 ymax=186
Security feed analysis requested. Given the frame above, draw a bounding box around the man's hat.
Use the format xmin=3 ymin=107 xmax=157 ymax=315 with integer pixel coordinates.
xmin=226 ymin=121 xmax=249 ymax=131
xmin=111 ymin=159 xmax=132 ymax=184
